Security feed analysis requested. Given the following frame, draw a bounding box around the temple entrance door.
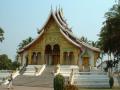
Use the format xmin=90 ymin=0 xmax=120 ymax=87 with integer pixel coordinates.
xmin=82 ymin=57 xmax=89 ymax=66
xmin=82 ymin=57 xmax=89 ymax=71
xmin=53 ymin=44 xmax=60 ymax=65
xmin=45 ymin=45 xmax=52 ymax=65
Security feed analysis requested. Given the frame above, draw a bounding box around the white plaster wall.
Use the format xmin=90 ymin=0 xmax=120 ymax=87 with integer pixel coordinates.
xmin=22 ymin=51 xmax=28 ymax=66
xmin=87 ymin=49 xmax=94 ymax=66
xmin=79 ymin=57 xmax=82 ymax=66
xmin=18 ymin=55 xmax=22 ymax=65
xmin=79 ymin=48 xmax=85 ymax=66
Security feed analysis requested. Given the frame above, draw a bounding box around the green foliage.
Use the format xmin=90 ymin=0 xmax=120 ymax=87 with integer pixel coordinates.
xmin=54 ymin=74 xmax=65 ymax=90
xmin=79 ymin=36 xmax=91 ymax=45
xmin=79 ymin=36 xmax=99 ymax=48
xmin=64 ymin=84 xmax=78 ymax=90
xmin=105 ymin=3 xmax=120 ymax=19
xmin=11 ymin=61 xmax=20 ymax=70
xmin=0 ymin=54 xmax=20 ymax=70
xmin=98 ymin=18 xmax=120 ymax=55
xmin=0 ymin=27 xmax=4 ymax=42
xmin=0 ymin=54 xmax=12 ymax=70
xmin=104 ymin=67 xmax=108 ymax=72
xmin=18 ymin=37 xmax=33 ymax=50
xmin=98 ymin=1 xmax=120 ymax=68
xmin=109 ymin=76 xmax=114 ymax=88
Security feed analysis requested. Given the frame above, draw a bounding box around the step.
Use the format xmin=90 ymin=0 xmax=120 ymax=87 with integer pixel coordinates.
xmin=75 ymin=84 xmax=110 ymax=88
xmin=74 ymin=75 xmax=108 ymax=78
xmin=73 ymin=81 xmax=109 ymax=84
xmin=13 ymin=66 xmax=54 ymax=87
xmin=73 ymin=78 xmax=109 ymax=82
xmin=74 ymin=82 xmax=109 ymax=85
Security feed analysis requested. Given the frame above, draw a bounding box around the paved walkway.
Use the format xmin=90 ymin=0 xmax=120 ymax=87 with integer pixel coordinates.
xmin=0 ymin=85 xmax=53 ymax=90
xmin=0 ymin=85 xmax=120 ymax=90
xmin=0 ymin=86 xmax=120 ymax=90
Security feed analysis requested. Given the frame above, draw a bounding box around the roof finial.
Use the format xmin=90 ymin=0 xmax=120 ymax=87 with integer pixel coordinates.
xmin=37 ymin=28 xmax=40 ymax=34
xmin=59 ymin=4 xmax=60 ymax=11
xmin=56 ymin=6 xmax=58 ymax=12
xmin=60 ymin=7 xmax=64 ymax=16
xmin=51 ymin=5 xmax=53 ymax=12
xmin=61 ymin=7 xmax=63 ymax=12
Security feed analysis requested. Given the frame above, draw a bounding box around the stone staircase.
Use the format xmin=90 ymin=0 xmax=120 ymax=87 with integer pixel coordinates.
xmin=13 ymin=66 xmax=54 ymax=87
xmin=73 ymin=72 xmax=110 ymax=88
xmin=59 ymin=65 xmax=79 ymax=85
xmin=23 ymin=65 xmax=42 ymax=76
xmin=59 ymin=65 xmax=79 ymax=77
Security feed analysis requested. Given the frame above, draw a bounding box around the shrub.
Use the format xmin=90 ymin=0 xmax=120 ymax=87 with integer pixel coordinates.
xmin=109 ymin=76 xmax=114 ymax=88
xmin=54 ymin=74 xmax=65 ymax=90
xmin=64 ymin=84 xmax=78 ymax=90
xmin=104 ymin=67 xmax=108 ymax=72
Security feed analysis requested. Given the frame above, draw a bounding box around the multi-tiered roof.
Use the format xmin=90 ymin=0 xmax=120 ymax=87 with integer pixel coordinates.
xmin=19 ymin=8 xmax=100 ymax=53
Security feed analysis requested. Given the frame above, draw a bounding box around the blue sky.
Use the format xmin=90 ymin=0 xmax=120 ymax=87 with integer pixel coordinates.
xmin=0 ymin=0 xmax=115 ymax=60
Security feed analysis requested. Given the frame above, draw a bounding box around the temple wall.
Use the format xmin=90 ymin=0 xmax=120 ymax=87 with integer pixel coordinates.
xmin=94 ymin=52 xmax=99 ymax=66
xmin=20 ymin=16 xmax=99 ymax=66
xmin=88 ymin=49 xmax=95 ymax=66
xmin=26 ymin=17 xmax=80 ymax=65
xmin=22 ymin=51 xmax=28 ymax=66
xmin=18 ymin=54 xmax=22 ymax=65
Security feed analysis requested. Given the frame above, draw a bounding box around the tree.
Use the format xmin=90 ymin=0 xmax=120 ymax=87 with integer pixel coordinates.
xmin=79 ymin=36 xmax=91 ymax=44
xmin=18 ymin=37 xmax=33 ymax=50
xmin=0 ymin=54 xmax=20 ymax=70
xmin=98 ymin=1 xmax=120 ymax=72
xmin=90 ymin=41 xmax=99 ymax=47
xmin=16 ymin=37 xmax=33 ymax=61
xmin=0 ymin=54 xmax=12 ymax=70
xmin=98 ymin=21 xmax=112 ymax=56
xmin=0 ymin=27 xmax=4 ymax=42
xmin=11 ymin=60 xmax=20 ymax=70
xmin=80 ymin=36 xmax=100 ymax=48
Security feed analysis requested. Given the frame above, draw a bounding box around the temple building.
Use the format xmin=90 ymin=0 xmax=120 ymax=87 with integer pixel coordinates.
xmin=18 ymin=8 xmax=100 ymax=68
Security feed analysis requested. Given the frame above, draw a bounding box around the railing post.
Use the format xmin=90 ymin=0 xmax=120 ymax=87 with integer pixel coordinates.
xmin=83 ymin=66 xmax=84 ymax=71
xmin=54 ymin=64 xmax=60 ymax=76
xmin=70 ymin=69 xmax=74 ymax=84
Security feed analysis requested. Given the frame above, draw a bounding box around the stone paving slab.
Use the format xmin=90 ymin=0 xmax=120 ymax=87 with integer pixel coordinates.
xmin=0 ymin=86 xmax=53 ymax=90
xmin=0 ymin=85 xmax=120 ymax=90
